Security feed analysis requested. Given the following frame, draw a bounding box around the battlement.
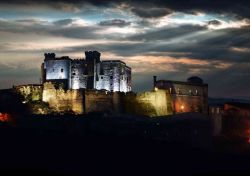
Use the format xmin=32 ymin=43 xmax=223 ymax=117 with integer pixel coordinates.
xmin=44 ymin=53 xmax=56 ymax=60
xmin=85 ymin=51 xmax=101 ymax=62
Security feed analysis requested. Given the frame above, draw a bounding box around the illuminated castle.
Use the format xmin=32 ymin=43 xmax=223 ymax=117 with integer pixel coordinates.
xmin=9 ymin=51 xmax=208 ymax=117
xmin=41 ymin=51 xmax=132 ymax=92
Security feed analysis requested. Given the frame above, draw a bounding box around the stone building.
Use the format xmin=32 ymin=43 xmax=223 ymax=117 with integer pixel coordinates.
xmin=96 ymin=60 xmax=132 ymax=92
xmin=154 ymin=76 xmax=208 ymax=114
xmin=42 ymin=53 xmax=71 ymax=89
xmin=41 ymin=51 xmax=132 ymax=92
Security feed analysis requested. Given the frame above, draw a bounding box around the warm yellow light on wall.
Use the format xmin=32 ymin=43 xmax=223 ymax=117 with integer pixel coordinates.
xmin=181 ymin=105 xmax=184 ymax=110
xmin=154 ymin=87 xmax=158 ymax=91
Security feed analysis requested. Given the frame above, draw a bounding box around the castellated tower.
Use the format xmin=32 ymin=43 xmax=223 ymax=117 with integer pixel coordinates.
xmin=85 ymin=51 xmax=101 ymax=89
xmin=42 ymin=53 xmax=72 ymax=89
xmin=41 ymin=51 xmax=132 ymax=92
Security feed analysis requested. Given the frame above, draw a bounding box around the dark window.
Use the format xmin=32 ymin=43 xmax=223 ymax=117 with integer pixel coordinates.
xmin=101 ymin=76 xmax=103 ymax=79
xmin=52 ymin=68 xmax=55 ymax=72
xmin=61 ymin=69 xmax=64 ymax=72
xmin=110 ymin=76 xmax=113 ymax=79
xmin=72 ymin=73 xmax=76 ymax=75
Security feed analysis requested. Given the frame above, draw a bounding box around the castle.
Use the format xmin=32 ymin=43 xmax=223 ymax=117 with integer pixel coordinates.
xmin=41 ymin=51 xmax=131 ymax=92
xmin=9 ymin=50 xmax=208 ymax=117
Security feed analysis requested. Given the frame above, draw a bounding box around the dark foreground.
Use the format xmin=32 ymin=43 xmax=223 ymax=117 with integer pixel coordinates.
xmin=0 ymin=113 xmax=250 ymax=176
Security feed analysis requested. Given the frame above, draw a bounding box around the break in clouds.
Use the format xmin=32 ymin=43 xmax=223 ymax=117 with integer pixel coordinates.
xmin=0 ymin=0 xmax=250 ymax=98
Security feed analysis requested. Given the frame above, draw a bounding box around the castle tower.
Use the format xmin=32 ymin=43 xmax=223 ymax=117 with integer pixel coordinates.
xmin=85 ymin=51 xmax=101 ymax=89
xmin=43 ymin=53 xmax=72 ymax=89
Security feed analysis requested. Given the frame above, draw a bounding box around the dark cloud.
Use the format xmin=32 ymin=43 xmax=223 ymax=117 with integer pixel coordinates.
xmin=1 ymin=0 xmax=250 ymax=19
xmin=53 ymin=19 xmax=73 ymax=26
xmin=0 ymin=19 xmax=108 ymax=40
xmin=131 ymin=7 xmax=172 ymax=18
xmin=208 ymin=20 xmax=222 ymax=26
xmin=99 ymin=19 xmax=131 ymax=27
xmin=128 ymin=25 xmax=206 ymax=41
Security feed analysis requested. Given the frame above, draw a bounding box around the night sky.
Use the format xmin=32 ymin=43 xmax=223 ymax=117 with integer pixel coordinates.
xmin=0 ymin=0 xmax=249 ymax=98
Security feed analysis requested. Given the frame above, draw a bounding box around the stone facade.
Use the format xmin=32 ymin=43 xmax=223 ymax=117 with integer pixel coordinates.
xmin=43 ymin=54 xmax=72 ymax=89
xmin=41 ymin=51 xmax=132 ymax=92
xmin=71 ymin=59 xmax=88 ymax=89
xmin=96 ymin=61 xmax=132 ymax=92
xmin=154 ymin=76 xmax=208 ymax=115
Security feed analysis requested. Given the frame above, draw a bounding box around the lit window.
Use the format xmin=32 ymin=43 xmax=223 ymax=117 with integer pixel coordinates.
xmin=169 ymin=88 xmax=172 ymax=94
xmin=211 ymin=108 xmax=214 ymax=114
xmin=196 ymin=90 xmax=198 ymax=95
xmin=217 ymin=108 xmax=220 ymax=114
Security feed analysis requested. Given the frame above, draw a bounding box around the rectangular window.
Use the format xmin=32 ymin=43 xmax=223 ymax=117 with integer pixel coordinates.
xmin=211 ymin=108 xmax=214 ymax=114
xmin=217 ymin=108 xmax=220 ymax=114
xmin=61 ymin=68 xmax=64 ymax=72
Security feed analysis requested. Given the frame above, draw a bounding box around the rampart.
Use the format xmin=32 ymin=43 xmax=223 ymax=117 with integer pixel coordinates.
xmin=41 ymin=82 xmax=174 ymax=117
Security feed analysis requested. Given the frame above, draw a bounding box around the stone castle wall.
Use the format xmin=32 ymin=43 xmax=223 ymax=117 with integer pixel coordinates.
xmin=123 ymin=90 xmax=173 ymax=117
xmin=42 ymin=82 xmax=84 ymax=114
xmin=41 ymin=83 xmax=173 ymax=117
xmin=15 ymin=83 xmax=207 ymax=117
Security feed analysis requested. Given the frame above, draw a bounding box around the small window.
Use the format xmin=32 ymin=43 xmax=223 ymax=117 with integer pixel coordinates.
xmin=211 ymin=108 xmax=214 ymax=114
xmin=52 ymin=68 xmax=55 ymax=72
xmin=101 ymin=76 xmax=103 ymax=79
xmin=217 ymin=108 xmax=220 ymax=114
xmin=61 ymin=68 xmax=64 ymax=72
xmin=72 ymin=73 xmax=76 ymax=76
xmin=110 ymin=76 xmax=113 ymax=79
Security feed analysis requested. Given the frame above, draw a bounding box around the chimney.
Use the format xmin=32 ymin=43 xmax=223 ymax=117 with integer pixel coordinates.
xmin=153 ymin=76 xmax=157 ymax=88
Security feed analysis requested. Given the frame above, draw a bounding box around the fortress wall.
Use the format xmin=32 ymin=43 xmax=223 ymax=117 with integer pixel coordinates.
xmin=84 ymin=90 xmax=114 ymax=113
xmin=41 ymin=82 xmax=206 ymax=116
xmin=122 ymin=90 xmax=173 ymax=117
xmin=42 ymin=82 xmax=84 ymax=114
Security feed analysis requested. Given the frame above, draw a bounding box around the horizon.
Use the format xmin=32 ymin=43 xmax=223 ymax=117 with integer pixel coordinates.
xmin=0 ymin=0 xmax=250 ymax=99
